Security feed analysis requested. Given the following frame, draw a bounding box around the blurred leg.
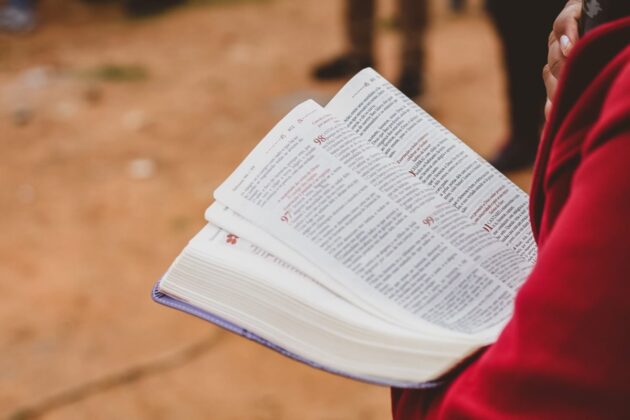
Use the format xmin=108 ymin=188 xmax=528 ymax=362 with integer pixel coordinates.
xmin=487 ymin=0 xmax=566 ymax=172
xmin=347 ymin=0 xmax=376 ymax=61
xmin=8 ymin=0 xmax=34 ymax=8
xmin=449 ymin=0 xmax=465 ymax=13
xmin=124 ymin=0 xmax=186 ymax=18
xmin=397 ymin=0 xmax=428 ymax=97
xmin=313 ymin=0 xmax=375 ymax=80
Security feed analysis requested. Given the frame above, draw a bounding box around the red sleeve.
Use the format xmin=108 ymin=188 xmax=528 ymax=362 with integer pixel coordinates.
xmin=392 ymin=61 xmax=630 ymax=418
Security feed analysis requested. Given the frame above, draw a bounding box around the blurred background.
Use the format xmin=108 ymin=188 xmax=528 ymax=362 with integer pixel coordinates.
xmin=1 ymin=0 xmax=543 ymax=418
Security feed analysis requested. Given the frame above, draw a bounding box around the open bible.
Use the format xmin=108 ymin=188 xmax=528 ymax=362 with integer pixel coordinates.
xmin=153 ymin=68 xmax=536 ymax=388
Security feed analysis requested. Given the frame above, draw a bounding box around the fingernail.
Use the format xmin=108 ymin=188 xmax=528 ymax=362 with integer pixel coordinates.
xmin=560 ymin=35 xmax=572 ymax=57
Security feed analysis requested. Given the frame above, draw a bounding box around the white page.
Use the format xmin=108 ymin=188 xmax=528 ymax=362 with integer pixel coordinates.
xmin=326 ymin=68 xmax=536 ymax=263
xmin=213 ymin=100 xmax=530 ymax=335
xmin=180 ymin=223 xmax=477 ymax=347
xmin=205 ymin=203 xmax=356 ymax=303
xmin=189 ymin=222 xmax=309 ymax=278
xmin=161 ymin=225 xmax=485 ymax=382
xmin=205 ymin=203 xmax=401 ymax=324
xmin=205 ymin=203 xmax=482 ymax=340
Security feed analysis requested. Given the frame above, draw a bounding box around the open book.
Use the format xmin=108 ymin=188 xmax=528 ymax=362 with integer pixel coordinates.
xmin=153 ymin=68 xmax=536 ymax=388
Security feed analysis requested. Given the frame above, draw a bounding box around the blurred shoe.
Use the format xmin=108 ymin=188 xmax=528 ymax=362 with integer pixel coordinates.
xmin=312 ymin=54 xmax=374 ymax=80
xmin=0 ymin=5 xmax=36 ymax=32
xmin=124 ymin=0 xmax=186 ymax=17
xmin=397 ymin=69 xmax=424 ymax=99
xmin=489 ymin=139 xmax=538 ymax=173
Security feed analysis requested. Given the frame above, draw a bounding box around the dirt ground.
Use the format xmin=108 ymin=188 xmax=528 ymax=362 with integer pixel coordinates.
xmin=0 ymin=0 xmax=533 ymax=419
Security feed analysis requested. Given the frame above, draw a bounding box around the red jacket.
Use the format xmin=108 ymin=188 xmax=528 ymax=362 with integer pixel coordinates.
xmin=392 ymin=17 xmax=630 ymax=419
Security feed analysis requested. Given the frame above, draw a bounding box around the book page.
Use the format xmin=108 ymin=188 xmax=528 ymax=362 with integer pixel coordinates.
xmin=206 ymin=201 xmax=526 ymax=336
xmin=181 ymin=223 xmax=477 ymax=347
xmin=205 ymin=203 xmax=376 ymax=312
xmin=213 ymin=100 xmax=531 ymax=336
xmin=325 ymin=68 xmax=536 ymax=263
xmin=204 ymin=206 xmax=392 ymax=323
xmin=206 ymin=202 xmax=477 ymax=340
xmin=189 ymin=222 xmax=309 ymax=278
xmin=161 ymin=224 xmax=484 ymax=383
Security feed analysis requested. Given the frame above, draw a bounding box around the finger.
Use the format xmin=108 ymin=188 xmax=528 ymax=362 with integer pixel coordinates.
xmin=553 ymin=0 xmax=582 ymax=39
xmin=559 ymin=35 xmax=572 ymax=57
xmin=547 ymin=39 xmax=565 ymax=80
xmin=552 ymin=0 xmax=582 ymax=57
xmin=543 ymin=64 xmax=559 ymax=101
